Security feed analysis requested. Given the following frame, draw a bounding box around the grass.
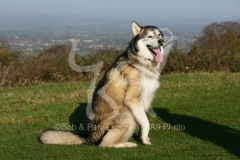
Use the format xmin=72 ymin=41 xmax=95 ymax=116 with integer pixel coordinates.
xmin=0 ymin=72 xmax=240 ymax=159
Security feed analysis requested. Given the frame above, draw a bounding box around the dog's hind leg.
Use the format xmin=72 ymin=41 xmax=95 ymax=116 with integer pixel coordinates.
xmin=98 ymin=111 xmax=136 ymax=148
xmin=98 ymin=130 xmax=137 ymax=148
xmin=99 ymin=128 xmax=137 ymax=148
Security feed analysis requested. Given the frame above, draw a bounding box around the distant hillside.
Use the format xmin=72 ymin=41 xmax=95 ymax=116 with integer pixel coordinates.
xmin=0 ymin=21 xmax=240 ymax=87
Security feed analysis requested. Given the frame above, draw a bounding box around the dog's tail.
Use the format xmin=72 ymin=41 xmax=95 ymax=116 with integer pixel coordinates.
xmin=40 ymin=130 xmax=86 ymax=145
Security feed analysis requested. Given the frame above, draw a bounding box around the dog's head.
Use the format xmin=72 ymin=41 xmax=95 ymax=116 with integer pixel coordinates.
xmin=131 ymin=21 xmax=164 ymax=63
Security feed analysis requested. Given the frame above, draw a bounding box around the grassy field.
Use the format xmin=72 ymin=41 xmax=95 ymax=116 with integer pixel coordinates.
xmin=0 ymin=72 xmax=240 ymax=159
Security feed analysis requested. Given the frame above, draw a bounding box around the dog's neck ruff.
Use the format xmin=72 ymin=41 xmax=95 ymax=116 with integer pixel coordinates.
xmin=126 ymin=53 xmax=160 ymax=79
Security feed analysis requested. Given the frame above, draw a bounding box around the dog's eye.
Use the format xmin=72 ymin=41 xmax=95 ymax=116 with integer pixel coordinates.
xmin=148 ymin=36 xmax=153 ymax=38
xmin=158 ymin=34 xmax=161 ymax=37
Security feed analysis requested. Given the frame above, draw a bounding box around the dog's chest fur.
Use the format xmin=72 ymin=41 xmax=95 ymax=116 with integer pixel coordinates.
xmin=133 ymin=62 xmax=160 ymax=109
xmin=140 ymin=74 xmax=159 ymax=98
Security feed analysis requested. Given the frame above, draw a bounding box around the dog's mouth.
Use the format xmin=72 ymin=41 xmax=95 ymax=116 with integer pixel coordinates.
xmin=147 ymin=45 xmax=163 ymax=63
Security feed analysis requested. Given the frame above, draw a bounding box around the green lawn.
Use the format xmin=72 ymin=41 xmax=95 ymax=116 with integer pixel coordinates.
xmin=0 ymin=72 xmax=240 ymax=159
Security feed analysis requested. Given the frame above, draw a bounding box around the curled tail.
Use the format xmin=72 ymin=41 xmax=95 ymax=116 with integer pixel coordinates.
xmin=40 ymin=130 xmax=86 ymax=145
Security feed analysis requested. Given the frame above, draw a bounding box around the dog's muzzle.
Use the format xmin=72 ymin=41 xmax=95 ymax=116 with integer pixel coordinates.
xmin=146 ymin=40 xmax=164 ymax=63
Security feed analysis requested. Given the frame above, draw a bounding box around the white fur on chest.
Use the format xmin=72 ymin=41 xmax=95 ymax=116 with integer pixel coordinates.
xmin=140 ymin=74 xmax=160 ymax=111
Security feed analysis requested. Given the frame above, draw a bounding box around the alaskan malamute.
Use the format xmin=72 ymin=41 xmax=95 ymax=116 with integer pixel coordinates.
xmin=40 ymin=21 xmax=165 ymax=148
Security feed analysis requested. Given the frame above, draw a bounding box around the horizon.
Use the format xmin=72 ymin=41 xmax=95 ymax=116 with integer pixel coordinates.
xmin=1 ymin=0 xmax=240 ymax=53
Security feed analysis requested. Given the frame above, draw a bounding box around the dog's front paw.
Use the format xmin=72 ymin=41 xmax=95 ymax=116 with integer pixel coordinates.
xmin=141 ymin=137 xmax=152 ymax=145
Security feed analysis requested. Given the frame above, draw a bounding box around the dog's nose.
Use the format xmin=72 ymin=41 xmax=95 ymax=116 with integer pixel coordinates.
xmin=158 ymin=39 xmax=164 ymax=45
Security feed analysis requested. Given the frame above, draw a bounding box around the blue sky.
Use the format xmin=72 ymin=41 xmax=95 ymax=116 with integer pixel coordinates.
xmin=0 ymin=0 xmax=240 ymax=21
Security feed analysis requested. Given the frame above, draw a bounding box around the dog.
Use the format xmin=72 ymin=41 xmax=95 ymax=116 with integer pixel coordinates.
xmin=40 ymin=21 xmax=165 ymax=148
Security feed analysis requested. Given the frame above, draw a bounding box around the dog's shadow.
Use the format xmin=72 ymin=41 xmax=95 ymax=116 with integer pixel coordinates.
xmin=154 ymin=108 xmax=240 ymax=158
xmin=69 ymin=103 xmax=89 ymax=136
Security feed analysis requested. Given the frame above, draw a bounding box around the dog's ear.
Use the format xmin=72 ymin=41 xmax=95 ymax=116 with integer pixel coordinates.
xmin=132 ymin=21 xmax=142 ymax=36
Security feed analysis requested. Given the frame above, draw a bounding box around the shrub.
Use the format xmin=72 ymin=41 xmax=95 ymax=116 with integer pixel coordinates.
xmin=0 ymin=44 xmax=121 ymax=87
xmin=0 ymin=44 xmax=21 ymax=86
xmin=162 ymin=21 xmax=240 ymax=74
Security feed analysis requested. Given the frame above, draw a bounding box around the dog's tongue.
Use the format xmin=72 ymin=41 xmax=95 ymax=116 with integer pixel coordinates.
xmin=152 ymin=48 xmax=163 ymax=63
